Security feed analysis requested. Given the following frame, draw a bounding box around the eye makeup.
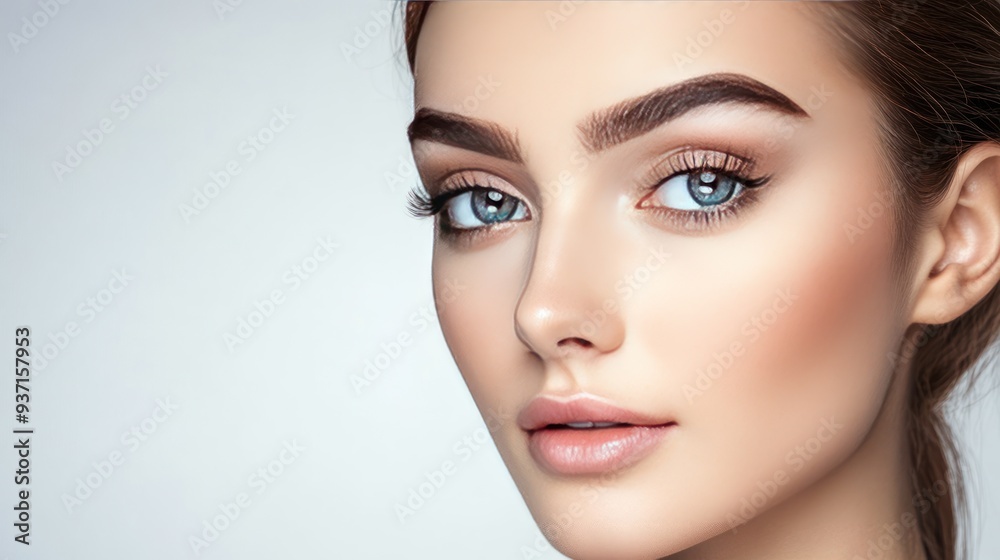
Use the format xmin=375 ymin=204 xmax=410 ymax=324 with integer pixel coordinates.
xmin=407 ymin=144 xmax=778 ymax=241
xmin=406 ymin=170 xmax=532 ymax=241
xmin=635 ymin=147 xmax=774 ymax=234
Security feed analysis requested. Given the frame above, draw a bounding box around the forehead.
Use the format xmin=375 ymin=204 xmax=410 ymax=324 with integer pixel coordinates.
xmin=413 ymin=2 xmax=857 ymax=139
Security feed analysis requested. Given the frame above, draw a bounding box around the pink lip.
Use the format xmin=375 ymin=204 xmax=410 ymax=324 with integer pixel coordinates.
xmin=518 ymin=394 xmax=677 ymax=476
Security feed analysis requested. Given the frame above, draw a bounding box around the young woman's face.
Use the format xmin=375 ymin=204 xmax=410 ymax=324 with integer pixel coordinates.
xmin=410 ymin=2 xmax=909 ymax=557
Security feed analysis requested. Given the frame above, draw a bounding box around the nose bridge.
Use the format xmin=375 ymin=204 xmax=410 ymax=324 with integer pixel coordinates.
xmin=514 ymin=187 xmax=626 ymax=358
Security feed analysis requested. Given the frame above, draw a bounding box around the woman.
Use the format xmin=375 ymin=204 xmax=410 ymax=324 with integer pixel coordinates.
xmin=399 ymin=2 xmax=1000 ymax=559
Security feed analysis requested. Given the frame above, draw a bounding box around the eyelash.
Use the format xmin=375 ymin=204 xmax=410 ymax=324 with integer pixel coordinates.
xmin=638 ymin=149 xmax=773 ymax=233
xmin=406 ymin=171 xmax=490 ymax=218
xmin=406 ymin=149 xmax=773 ymax=237
xmin=406 ymin=171 xmax=528 ymax=240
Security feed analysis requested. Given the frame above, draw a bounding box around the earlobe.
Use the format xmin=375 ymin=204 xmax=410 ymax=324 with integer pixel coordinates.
xmin=911 ymin=142 xmax=1000 ymax=325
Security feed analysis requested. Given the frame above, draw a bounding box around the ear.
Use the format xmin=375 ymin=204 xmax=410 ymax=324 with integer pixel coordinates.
xmin=911 ymin=142 xmax=1000 ymax=325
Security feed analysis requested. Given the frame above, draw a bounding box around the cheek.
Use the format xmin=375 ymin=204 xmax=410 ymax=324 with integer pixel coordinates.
xmin=723 ymin=202 xmax=897 ymax=447
xmin=728 ymin=146 xmax=900 ymax=431
xmin=630 ymin=157 xmax=902 ymax=519
xmin=729 ymin=175 xmax=897 ymax=414
xmin=431 ymin=232 xmax=534 ymax=420
xmin=432 ymin=233 xmax=548 ymax=485
xmin=727 ymin=213 xmax=896 ymax=521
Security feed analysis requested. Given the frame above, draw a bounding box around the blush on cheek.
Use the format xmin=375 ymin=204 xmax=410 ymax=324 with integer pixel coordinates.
xmin=740 ymin=197 xmax=895 ymax=405
xmin=692 ymin=181 xmax=900 ymax=503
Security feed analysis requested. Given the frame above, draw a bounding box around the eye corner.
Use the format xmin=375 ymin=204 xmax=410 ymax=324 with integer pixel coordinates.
xmin=744 ymin=173 xmax=775 ymax=189
xmin=635 ymin=189 xmax=658 ymax=210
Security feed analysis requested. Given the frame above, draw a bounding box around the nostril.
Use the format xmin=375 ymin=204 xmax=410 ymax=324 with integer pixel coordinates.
xmin=557 ymin=337 xmax=594 ymax=349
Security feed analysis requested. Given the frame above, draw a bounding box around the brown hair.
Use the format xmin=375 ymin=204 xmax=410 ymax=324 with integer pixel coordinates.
xmin=397 ymin=2 xmax=1000 ymax=559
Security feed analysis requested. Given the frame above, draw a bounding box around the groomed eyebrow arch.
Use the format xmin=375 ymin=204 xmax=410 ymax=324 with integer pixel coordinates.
xmin=407 ymin=108 xmax=524 ymax=164
xmin=578 ymin=72 xmax=810 ymax=153
xmin=407 ymin=72 xmax=810 ymax=162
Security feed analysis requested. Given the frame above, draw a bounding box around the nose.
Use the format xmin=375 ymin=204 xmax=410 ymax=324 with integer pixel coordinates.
xmin=514 ymin=197 xmax=626 ymax=360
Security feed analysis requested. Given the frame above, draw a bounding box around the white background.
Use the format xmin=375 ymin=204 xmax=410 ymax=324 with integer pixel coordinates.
xmin=0 ymin=1 xmax=996 ymax=559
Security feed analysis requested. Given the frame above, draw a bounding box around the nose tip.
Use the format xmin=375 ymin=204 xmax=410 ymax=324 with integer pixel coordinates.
xmin=514 ymin=288 xmax=625 ymax=360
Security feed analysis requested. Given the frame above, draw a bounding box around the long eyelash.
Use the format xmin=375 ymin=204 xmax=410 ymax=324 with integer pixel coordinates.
xmin=405 ymin=183 xmax=436 ymax=218
xmin=642 ymin=150 xmax=774 ymax=234
xmin=405 ymin=172 xmax=492 ymax=219
xmin=664 ymin=150 xmax=772 ymax=188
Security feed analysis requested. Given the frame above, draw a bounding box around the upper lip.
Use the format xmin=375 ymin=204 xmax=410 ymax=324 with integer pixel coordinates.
xmin=517 ymin=393 xmax=675 ymax=432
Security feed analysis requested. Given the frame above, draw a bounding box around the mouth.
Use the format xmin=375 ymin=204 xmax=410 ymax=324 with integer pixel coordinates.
xmin=518 ymin=394 xmax=677 ymax=476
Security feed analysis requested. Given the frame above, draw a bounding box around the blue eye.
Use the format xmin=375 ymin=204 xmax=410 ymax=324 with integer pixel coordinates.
xmin=649 ymin=170 xmax=744 ymax=210
xmin=443 ymin=188 xmax=529 ymax=229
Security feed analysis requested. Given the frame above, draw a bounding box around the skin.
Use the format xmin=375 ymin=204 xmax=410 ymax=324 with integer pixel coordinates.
xmin=407 ymin=2 xmax=1000 ymax=559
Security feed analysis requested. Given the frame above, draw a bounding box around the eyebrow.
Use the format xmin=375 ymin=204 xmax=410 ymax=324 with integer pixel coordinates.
xmin=580 ymin=73 xmax=810 ymax=153
xmin=407 ymin=108 xmax=524 ymax=163
xmin=407 ymin=72 xmax=810 ymax=162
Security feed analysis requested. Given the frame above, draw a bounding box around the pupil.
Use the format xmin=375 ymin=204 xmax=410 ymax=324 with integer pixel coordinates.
xmin=688 ymin=172 xmax=738 ymax=207
xmin=472 ymin=189 xmax=517 ymax=223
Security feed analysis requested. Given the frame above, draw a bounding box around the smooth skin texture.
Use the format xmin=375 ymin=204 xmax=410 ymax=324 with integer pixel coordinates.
xmin=407 ymin=2 xmax=1000 ymax=559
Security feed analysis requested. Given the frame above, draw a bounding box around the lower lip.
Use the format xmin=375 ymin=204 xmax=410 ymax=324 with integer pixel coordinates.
xmin=527 ymin=424 xmax=676 ymax=475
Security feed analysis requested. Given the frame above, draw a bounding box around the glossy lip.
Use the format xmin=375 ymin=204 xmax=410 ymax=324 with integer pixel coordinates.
xmin=519 ymin=393 xmax=677 ymax=476
xmin=517 ymin=393 xmax=674 ymax=431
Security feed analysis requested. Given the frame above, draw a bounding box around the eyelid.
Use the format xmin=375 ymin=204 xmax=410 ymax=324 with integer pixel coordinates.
xmin=436 ymin=169 xmax=512 ymax=194
xmin=642 ymin=146 xmax=761 ymax=187
xmin=630 ymin=145 xmax=775 ymax=234
xmin=413 ymin=146 xmax=535 ymax=196
xmin=432 ymin=169 xmax=533 ymax=214
xmin=430 ymin=177 xmax=533 ymax=240
xmin=404 ymin=168 xmax=535 ymax=232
